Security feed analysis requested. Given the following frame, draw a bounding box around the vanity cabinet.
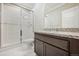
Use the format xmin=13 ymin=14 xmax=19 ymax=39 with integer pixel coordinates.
xmin=34 ymin=39 xmax=44 ymax=56
xmin=34 ymin=32 xmax=79 ymax=56
xmin=44 ymin=43 xmax=68 ymax=56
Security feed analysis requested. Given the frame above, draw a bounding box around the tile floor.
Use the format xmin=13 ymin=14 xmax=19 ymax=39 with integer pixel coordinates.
xmin=0 ymin=41 xmax=36 ymax=56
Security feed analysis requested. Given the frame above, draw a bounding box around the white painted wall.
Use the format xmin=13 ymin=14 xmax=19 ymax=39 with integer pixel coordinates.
xmin=62 ymin=6 xmax=79 ymax=28
xmin=33 ymin=3 xmax=45 ymax=31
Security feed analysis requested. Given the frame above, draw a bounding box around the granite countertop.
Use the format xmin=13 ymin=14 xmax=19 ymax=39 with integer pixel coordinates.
xmin=35 ymin=31 xmax=79 ymax=39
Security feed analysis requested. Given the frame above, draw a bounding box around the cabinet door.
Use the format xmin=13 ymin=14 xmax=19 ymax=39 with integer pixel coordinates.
xmin=45 ymin=43 xmax=68 ymax=56
xmin=70 ymin=39 xmax=79 ymax=56
xmin=35 ymin=39 xmax=44 ymax=56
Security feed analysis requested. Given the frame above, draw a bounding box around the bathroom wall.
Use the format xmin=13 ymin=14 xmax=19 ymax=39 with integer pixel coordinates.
xmin=33 ymin=3 xmax=45 ymax=31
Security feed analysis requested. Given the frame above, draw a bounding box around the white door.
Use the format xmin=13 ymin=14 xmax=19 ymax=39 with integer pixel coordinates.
xmin=21 ymin=9 xmax=34 ymax=42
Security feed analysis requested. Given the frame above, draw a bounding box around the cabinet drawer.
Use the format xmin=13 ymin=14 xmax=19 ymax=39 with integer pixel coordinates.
xmin=35 ymin=33 xmax=44 ymax=40
xmin=35 ymin=33 xmax=69 ymax=51
xmin=45 ymin=43 xmax=68 ymax=56
xmin=43 ymin=36 xmax=68 ymax=51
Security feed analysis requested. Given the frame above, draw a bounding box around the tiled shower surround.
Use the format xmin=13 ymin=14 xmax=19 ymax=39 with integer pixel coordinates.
xmin=44 ymin=28 xmax=79 ymax=32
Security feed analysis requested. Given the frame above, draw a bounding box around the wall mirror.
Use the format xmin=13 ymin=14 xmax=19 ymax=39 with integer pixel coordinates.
xmin=44 ymin=3 xmax=79 ymax=31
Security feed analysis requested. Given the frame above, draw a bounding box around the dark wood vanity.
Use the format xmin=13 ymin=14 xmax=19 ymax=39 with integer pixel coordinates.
xmin=34 ymin=32 xmax=79 ymax=56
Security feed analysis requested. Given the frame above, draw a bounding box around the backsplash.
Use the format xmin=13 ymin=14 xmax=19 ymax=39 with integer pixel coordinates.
xmin=44 ymin=28 xmax=79 ymax=32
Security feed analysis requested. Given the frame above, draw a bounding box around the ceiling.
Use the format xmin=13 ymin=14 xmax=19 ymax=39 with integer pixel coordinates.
xmin=15 ymin=3 xmax=64 ymax=12
xmin=44 ymin=3 xmax=64 ymax=14
xmin=15 ymin=3 xmax=64 ymax=11
xmin=15 ymin=3 xmax=36 ymax=10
